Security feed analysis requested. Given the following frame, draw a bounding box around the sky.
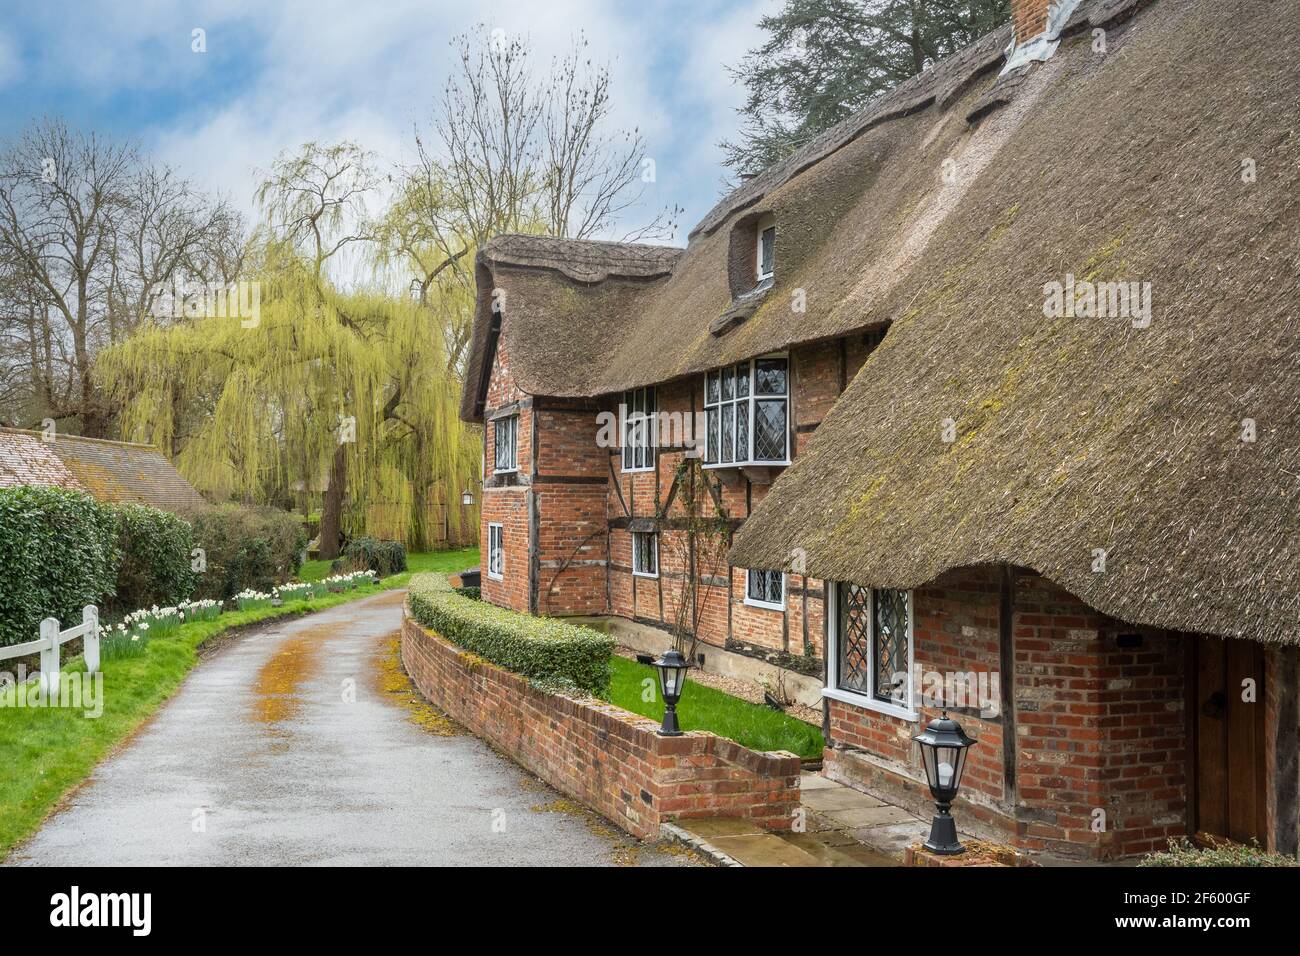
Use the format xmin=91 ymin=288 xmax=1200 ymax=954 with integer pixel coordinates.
xmin=0 ymin=0 xmax=774 ymax=247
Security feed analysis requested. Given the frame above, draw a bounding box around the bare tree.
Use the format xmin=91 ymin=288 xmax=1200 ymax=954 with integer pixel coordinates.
xmin=0 ymin=119 xmax=241 ymax=434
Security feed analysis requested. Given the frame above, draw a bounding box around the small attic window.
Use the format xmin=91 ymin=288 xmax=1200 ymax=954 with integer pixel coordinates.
xmin=756 ymin=214 xmax=776 ymax=281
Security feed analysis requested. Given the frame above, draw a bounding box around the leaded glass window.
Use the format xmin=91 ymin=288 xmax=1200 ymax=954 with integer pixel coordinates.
xmin=835 ymin=584 xmax=911 ymax=706
xmin=494 ymin=415 xmax=518 ymax=473
xmin=746 ymin=569 xmax=784 ymax=608
xmin=703 ymin=357 xmax=789 ymax=466
xmin=837 ymin=583 xmax=872 ymax=695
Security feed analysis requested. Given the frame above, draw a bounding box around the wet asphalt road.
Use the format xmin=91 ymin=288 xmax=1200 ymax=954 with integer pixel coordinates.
xmin=6 ymin=591 xmax=693 ymax=867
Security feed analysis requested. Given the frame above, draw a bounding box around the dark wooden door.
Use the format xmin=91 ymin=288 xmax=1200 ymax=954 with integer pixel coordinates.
xmin=1193 ymin=636 xmax=1267 ymax=844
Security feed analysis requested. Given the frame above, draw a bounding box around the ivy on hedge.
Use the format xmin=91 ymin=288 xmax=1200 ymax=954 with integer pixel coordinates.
xmin=407 ymin=573 xmax=613 ymax=696
xmin=0 ymin=486 xmax=119 ymax=647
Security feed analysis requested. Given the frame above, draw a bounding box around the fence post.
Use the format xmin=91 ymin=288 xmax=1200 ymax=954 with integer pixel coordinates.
xmin=39 ymin=617 xmax=59 ymax=700
xmin=83 ymin=605 xmax=100 ymax=675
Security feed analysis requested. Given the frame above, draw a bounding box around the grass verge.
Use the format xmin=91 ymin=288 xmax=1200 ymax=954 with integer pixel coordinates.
xmin=0 ymin=547 xmax=477 ymax=858
xmin=297 ymin=547 xmax=478 ymax=585
xmin=606 ymin=656 xmax=824 ymax=760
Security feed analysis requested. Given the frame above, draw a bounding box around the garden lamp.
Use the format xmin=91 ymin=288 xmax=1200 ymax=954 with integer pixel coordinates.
xmin=461 ymin=489 xmax=475 ymax=506
xmin=652 ymin=649 xmax=691 ymax=736
xmin=913 ymin=711 xmax=976 ymax=855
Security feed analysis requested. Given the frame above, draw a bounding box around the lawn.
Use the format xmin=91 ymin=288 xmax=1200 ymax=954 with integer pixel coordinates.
xmin=606 ymin=655 xmax=825 ymax=760
xmin=0 ymin=547 xmax=477 ymax=858
xmin=298 ymin=547 xmax=478 ymax=585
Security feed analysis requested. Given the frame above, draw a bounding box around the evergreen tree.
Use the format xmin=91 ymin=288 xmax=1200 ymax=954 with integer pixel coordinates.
xmin=721 ymin=0 xmax=1010 ymax=179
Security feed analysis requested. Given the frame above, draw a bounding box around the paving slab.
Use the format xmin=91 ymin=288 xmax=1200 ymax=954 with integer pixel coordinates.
xmin=824 ymin=804 xmax=920 ymax=829
xmin=801 ymin=786 xmax=888 ymax=812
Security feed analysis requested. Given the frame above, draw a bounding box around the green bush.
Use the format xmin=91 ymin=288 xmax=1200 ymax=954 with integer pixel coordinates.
xmin=0 ymin=486 xmax=119 ymax=647
xmin=185 ymin=504 xmax=305 ymax=601
xmin=1139 ymin=838 xmax=1300 ymax=867
xmin=407 ymin=573 xmax=613 ymax=695
xmin=110 ymin=503 xmax=196 ymax=614
xmin=334 ymin=536 xmax=406 ymax=577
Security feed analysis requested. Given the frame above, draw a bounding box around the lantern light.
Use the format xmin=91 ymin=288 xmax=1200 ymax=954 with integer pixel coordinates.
xmin=652 ymin=648 xmax=692 ymax=736
xmin=461 ymin=489 xmax=475 ymax=506
xmin=912 ymin=711 xmax=977 ymax=855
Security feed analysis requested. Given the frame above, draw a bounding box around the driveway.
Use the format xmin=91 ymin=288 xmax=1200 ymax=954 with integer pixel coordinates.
xmin=6 ymin=590 xmax=695 ymax=867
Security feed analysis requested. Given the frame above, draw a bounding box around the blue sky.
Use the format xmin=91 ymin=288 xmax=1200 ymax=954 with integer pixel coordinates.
xmin=0 ymin=0 xmax=773 ymax=245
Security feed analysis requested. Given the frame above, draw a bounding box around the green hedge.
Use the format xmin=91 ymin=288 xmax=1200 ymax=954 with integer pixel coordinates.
xmin=186 ymin=504 xmax=305 ymax=601
xmin=407 ymin=573 xmax=613 ymax=695
xmin=110 ymin=503 xmax=196 ymax=614
xmin=0 ymin=487 xmax=119 ymax=647
xmin=335 ymin=536 xmax=406 ymax=577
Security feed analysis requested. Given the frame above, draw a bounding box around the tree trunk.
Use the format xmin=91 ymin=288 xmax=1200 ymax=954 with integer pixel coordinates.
xmin=319 ymin=443 xmax=348 ymax=560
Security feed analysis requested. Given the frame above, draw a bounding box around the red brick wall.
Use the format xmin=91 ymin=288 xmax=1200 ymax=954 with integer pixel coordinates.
xmin=401 ymin=607 xmax=801 ymax=839
xmin=824 ymin=567 xmax=1190 ymax=860
xmin=478 ymin=332 xmax=885 ymax=666
xmin=1012 ymin=0 xmax=1049 ymax=41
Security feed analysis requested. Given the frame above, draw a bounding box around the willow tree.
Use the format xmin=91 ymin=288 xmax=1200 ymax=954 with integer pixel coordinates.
xmin=96 ymin=246 xmax=480 ymax=555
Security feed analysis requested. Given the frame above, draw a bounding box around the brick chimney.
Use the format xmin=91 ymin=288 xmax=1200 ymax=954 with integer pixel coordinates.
xmin=1011 ymin=0 xmax=1051 ymax=43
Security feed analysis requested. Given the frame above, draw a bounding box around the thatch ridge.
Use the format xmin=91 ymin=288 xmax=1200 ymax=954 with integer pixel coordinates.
xmin=729 ymin=0 xmax=1300 ymax=644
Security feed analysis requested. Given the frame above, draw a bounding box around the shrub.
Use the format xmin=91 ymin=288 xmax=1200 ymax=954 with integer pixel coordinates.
xmin=1139 ymin=838 xmax=1300 ymax=867
xmin=186 ymin=504 xmax=305 ymax=601
xmin=334 ymin=536 xmax=406 ymax=577
xmin=110 ymin=503 xmax=196 ymax=614
xmin=0 ymin=486 xmax=119 ymax=647
xmin=407 ymin=573 xmax=613 ymax=695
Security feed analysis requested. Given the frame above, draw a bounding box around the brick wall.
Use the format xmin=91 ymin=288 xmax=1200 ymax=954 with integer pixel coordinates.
xmin=824 ymin=566 xmax=1190 ymax=860
xmin=401 ymin=606 xmax=801 ymax=839
xmin=1011 ymin=0 xmax=1049 ymax=41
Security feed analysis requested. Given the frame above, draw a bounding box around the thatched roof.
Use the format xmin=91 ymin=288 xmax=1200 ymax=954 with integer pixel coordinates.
xmin=0 ymin=428 xmax=207 ymax=513
xmin=731 ymin=0 xmax=1300 ymax=644
xmin=462 ymin=0 xmax=1300 ymax=643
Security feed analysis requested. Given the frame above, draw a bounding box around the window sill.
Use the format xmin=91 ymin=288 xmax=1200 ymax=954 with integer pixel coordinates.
xmin=494 ymin=467 xmax=518 ymax=476
xmin=632 ymin=569 xmax=659 ymax=579
xmin=743 ymin=596 xmax=785 ymax=612
xmin=822 ymin=686 xmax=918 ymax=722
xmin=487 ymin=572 xmax=503 ymax=582
xmin=702 ymin=460 xmax=790 ymax=470
xmin=621 ymin=466 xmax=655 ymax=474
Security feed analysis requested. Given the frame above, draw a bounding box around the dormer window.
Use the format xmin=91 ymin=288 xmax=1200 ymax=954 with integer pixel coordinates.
xmin=756 ymin=214 xmax=776 ymax=282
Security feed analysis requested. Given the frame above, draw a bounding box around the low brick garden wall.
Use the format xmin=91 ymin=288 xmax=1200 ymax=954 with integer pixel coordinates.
xmin=401 ymin=605 xmax=801 ymax=840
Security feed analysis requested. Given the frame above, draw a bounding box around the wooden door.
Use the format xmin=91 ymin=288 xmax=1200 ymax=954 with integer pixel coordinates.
xmin=1193 ymin=636 xmax=1267 ymax=844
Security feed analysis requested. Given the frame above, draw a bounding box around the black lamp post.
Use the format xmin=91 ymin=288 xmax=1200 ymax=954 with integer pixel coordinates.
xmin=652 ymin=649 xmax=691 ymax=736
xmin=913 ymin=711 xmax=977 ymax=855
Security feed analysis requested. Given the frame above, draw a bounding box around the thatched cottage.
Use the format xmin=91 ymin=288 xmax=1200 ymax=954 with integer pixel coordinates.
xmin=460 ymin=0 xmax=1299 ymax=859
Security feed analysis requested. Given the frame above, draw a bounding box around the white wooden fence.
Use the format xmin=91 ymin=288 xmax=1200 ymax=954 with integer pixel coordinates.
xmin=0 ymin=605 xmax=99 ymax=694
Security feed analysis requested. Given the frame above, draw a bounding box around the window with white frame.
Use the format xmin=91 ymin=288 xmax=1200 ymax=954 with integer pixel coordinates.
xmin=621 ymin=386 xmax=656 ymax=472
xmin=631 ymin=531 xmax=658 ymax=577
xmin=703 ymin=357 xmax=789 ymax=466
xmin=756 ymin=215 xmax=776 ymax=281
xmin=494 ymin=414 xmax=518 ymax=473
xmin=826 ymin=583 xmax=915 ymax=717
xmin=745 ymin=569 xmax=784 ymax=610
xmin=487 ymin=523 xmax=504 ymax=580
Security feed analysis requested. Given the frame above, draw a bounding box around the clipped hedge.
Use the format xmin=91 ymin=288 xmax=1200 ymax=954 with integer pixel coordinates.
xmin=186 ymin=504 xmax=306 ymax=601
xmin=0 ymin=486 xmax=119 ymax=647
xmin=110 ymin=503 xmax=196 ymax=614
xmin=335 ymin=536 xmax=406 ymax=577
xmin=407 ymin=573 xmax=613 ymax=695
